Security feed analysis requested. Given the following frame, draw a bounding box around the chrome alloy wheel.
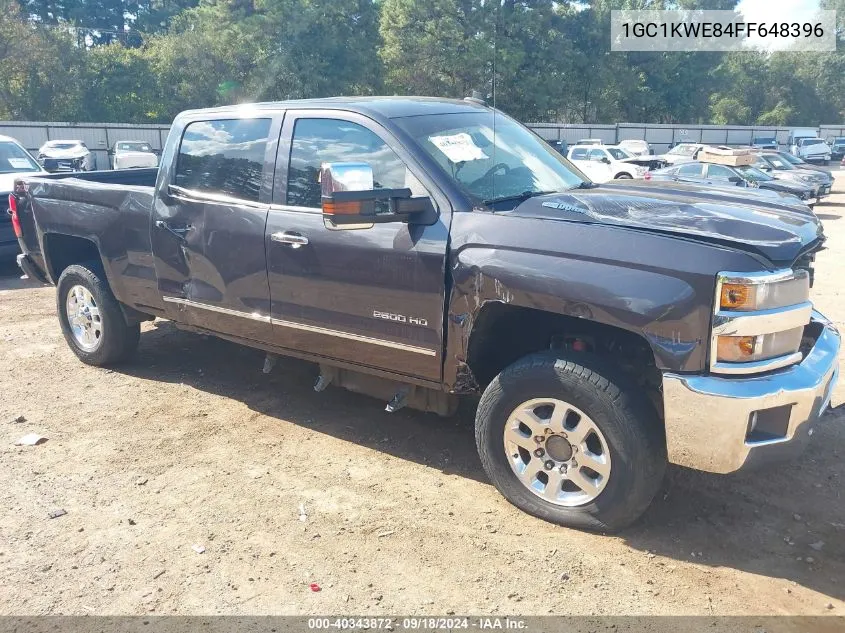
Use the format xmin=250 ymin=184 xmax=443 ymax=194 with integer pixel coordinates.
xmin=503 ymin=398 xmax=612 ymax=506
xmin=66 ymin=285 xmax=102 ymax=352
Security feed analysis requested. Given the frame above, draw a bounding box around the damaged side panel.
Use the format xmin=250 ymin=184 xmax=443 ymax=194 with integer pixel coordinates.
xmin=442 ymin=210 xmax=763 ymax=392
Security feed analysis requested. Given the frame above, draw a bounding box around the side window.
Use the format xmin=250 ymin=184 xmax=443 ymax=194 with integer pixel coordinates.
xmin=676 ymin=163 xmax=703 ymax=177
xmin=707 ymin=165 xmax=734 ymax=180
xmin=570 ymin=148 xmax=587 ymax=160
xmin=175 ymin=118 xmax=271 ymax=203
xmin=287 ymin=118 xmax=423 ymax=208
xmin=588 ymin=148 xmax=605 ymax=161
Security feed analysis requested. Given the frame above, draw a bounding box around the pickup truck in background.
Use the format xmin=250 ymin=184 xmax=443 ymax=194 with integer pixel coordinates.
xmin=11 ymin=97 xmax=841 ymax=531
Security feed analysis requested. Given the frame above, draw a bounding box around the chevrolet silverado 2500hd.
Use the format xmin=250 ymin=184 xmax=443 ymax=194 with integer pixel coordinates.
xmin=11 ymin=98 xmax=841 ymax=531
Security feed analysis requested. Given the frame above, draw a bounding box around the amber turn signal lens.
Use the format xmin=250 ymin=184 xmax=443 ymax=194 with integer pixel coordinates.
xmin=716 ymin=335 xmax=757 ymax=362
xmin=322 ymin=199 xmax=362 ymax=215
xmin=720 ymin=283 xmax=756 ymax=310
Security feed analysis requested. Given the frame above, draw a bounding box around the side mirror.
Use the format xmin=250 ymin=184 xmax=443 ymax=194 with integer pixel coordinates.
xmin=601 ymin=157 xmax=611 ymax=164
xmin=728 ymin=176 xmax=743 ymax=184
xmin=320 ymin=162 xmax=435 ymax=230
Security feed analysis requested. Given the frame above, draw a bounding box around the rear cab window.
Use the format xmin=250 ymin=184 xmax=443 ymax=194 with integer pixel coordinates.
xmin=175 ymin=118 xmax=272 ymax=202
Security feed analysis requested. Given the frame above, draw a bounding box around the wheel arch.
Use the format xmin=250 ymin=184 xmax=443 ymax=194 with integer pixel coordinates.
xmin=444 ymin=252 xmax=711 ymax=394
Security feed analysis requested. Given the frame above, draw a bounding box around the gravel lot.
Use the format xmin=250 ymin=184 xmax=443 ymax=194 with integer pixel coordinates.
xmin=1 ymin=171 xmax=843 ymax=616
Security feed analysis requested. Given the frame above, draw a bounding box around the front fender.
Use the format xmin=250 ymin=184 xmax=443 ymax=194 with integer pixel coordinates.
xmin=442 ymin=211 xmax=763 ymax=392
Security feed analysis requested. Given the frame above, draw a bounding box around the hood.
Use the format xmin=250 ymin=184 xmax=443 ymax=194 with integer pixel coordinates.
xmin=618 ymin=156 xmax=664 ymax=169
xmin=39 ymin=147 xmax=88 ymax=159
xmin=758 ymin=180 xmax=811 ymax=195
xmin=115 ymin=151 xmax=158 ymax=165
xmin=793 ymin=164 xmax=833 ymax=181
xmin=505 ymin=181 xmax=822 ymax=265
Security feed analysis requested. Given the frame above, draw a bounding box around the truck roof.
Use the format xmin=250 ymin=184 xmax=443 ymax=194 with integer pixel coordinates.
xmin=178 ymin=96 xmax=488 ymax=121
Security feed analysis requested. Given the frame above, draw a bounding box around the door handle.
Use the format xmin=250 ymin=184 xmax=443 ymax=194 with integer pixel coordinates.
xmin=271 ymin=231 xmax=309 ymax=248
xmin=155 ymin=220 xmax=194 ymax=241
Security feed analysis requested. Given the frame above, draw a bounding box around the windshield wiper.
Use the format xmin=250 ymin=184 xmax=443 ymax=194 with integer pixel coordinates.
xmin=574 ymin=181 xmax=598 ymax=189
xmin=482 ymin=190 xmax=556 ymax=205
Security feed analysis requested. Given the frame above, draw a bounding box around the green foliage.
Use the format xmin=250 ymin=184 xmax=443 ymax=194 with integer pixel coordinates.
xmin=1 ymin=0 xmax=843 ymax=125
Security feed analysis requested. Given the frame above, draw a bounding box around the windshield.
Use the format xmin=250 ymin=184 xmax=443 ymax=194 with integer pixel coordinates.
xmin=668 ymin=144 xmax=697 ymax=156
xmin=799 ymin=138 xmax=824 ymax=146
xmin=780 ymin=152 xmax=804 ymax=165
xmin=117 ymin=142 xmax=152 ymax=152
xmin=761 ymin=154 xmax=794 ymax=170
xmin=606 ymin=147 xmax=632 ymax=160
xmin=395 ymin=111 xmax=586 ymax=206
xmin=0 ymin=141 xmax=40 ymax=174
xmin=737 ymin=165 xmax=773 ymax=181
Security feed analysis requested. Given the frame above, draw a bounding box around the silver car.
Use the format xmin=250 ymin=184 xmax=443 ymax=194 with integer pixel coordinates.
xmin=37 ymin=140 xmax=96 ymax=172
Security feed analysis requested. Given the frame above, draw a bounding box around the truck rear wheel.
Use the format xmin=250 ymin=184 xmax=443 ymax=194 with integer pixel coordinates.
xmin=475 ymin=352 xmax=665 ymax=532
xmin=56 ymin=264 xmax=140 ymax=366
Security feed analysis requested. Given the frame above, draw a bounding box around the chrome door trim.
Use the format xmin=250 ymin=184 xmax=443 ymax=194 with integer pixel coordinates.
xmin=163 ymin=296 xmax=272 ymax=322
xmin=162 ymin=297 xmax=437 ymax=357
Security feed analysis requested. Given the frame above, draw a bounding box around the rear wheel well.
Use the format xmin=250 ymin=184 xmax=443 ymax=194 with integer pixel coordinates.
xmin=43 ymin=234 xmax=101 ymax=282
xmin=466 ymin=303 xmax=662 ymax=414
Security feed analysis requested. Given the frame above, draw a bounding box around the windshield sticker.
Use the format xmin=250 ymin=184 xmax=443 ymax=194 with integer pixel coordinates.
xmin=8 ymin=158 xmax=32 ymax=169
xmin=428 ymin=133 xmax=488 ymax=163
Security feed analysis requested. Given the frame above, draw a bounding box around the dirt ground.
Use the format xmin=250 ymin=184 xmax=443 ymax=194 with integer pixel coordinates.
xmin=1 ymin=172 xmax=844 ymax=617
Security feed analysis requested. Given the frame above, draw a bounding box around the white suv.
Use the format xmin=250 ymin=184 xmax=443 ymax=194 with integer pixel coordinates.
xmin=567 ymin=145 xmax=648 ymax=182
xmin=791 ymin=138 xmax=831 ymax=164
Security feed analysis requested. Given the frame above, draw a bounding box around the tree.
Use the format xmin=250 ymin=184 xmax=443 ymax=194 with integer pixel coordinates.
xmin=0 ymin=0 xmax=85 ymax=120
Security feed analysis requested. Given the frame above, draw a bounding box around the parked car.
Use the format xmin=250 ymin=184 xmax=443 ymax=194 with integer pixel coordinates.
xmin=652 ymin=142 xmax=705 ymax=165
xmin=1 ymin=135 xmax=44 ymax=263
xmin=646 ymin=161 xmax=816 ymax=204
xmin=566 ymin=144 xmax=649 ymax=181
xmin=750 ymin=136 xmax=778 ymax=150
xmin=110 ymin=141 xmax=159 ymax=170
xmin=751 ymin=152 xmax=831 ymax=202
xmin=769 ymin=150 xmax=836 ymax=185
xmin=616 ymin=139 xmax=652 ymax=156
xmin=791 ymin=137 xmax=831 ymax=164
xmin=37 ymin=140 xmax=95 ymax=172
xmin=829 ymin=137 xmax=845 ymax=161
xmin=12 ymin=97 xmax=839 ymax=532
xmin=575 ymin=138 xmax=603 ymax=145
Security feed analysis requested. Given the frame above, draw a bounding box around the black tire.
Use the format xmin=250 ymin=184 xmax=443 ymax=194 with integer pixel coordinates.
xmin=614 ymin=173 xmax=633 ymax=179
xmin=56 ymin=263 xmax=140 ymax=366
xmin=475 ymin=352 xmax=666 ymax=532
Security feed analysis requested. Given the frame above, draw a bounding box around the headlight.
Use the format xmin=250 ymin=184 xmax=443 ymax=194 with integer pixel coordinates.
xmin=711 ymin=270 xmax=811 ymax=374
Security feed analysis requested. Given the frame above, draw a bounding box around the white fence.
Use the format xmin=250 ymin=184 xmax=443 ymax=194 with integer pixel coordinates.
xmin=0 ymin=121 xmax=171 ymax=171
xmin=1 ymin=119 xmax=842 ymax=168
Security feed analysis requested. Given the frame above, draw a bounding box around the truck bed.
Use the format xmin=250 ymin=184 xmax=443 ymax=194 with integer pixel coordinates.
xmin=16 ymin=168 xmax=162 ymax=313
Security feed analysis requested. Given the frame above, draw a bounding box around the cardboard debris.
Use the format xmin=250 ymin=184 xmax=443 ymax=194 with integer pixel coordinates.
xmin=698 ymin=146 xmax=755 ymax=166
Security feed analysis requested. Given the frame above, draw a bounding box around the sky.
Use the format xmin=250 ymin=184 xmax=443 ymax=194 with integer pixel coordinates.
xmin=736 ymin=0 xmax=824 ymax=51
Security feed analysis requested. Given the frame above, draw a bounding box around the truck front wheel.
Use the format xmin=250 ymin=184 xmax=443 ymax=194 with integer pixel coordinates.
xmin=475 ymin=352 xmax=666 ymax=532
xmin=56 ymin=264 xmax=140 ymax=366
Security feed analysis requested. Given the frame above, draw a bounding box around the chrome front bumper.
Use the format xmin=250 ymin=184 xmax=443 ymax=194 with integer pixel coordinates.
xmin=662 ymin=311 xmax=840 ymax=474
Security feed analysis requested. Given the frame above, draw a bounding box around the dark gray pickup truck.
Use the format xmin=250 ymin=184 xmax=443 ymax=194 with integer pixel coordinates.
xmin=11 ymin=97 xmax=841 ymax=531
